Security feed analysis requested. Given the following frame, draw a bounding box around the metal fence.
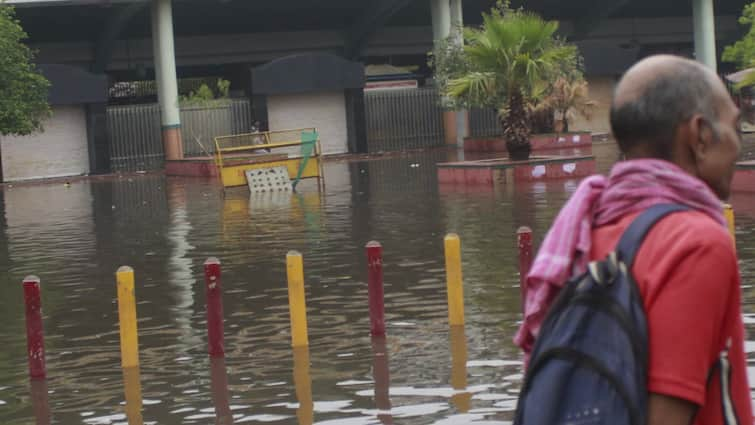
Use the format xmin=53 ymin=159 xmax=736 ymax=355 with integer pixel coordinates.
xmin=181 ymin=99 xmax=252 ymax=156
xmin=469 ymin=108 xmax=501 ymax=137
xmin=108 ymin=90 xmax=500 ymax=169
xmin=108 ymin=77 xmax=228 ymax=105
xmin=364 ymin=87 xmax=445 ymax=153
xmin=107 ymin=103 xmax=163 ymax=173
xmin=106 ymin=99 xmax=252 ymax=172
xmin=363 ymin=87 xmax=508 ymax=151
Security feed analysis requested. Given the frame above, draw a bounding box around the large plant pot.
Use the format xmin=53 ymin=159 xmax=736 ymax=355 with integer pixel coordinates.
xmin=506 ymin=140 xmax=531 ymax=161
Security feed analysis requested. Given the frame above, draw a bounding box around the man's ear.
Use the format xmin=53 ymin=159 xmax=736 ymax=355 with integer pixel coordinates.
xmin=689 ymin=114 xmax=714 ymax=160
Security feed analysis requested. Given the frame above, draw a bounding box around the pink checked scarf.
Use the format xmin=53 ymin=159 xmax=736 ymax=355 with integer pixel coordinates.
xmin=514 ymin=159 xmax=727 ymax=356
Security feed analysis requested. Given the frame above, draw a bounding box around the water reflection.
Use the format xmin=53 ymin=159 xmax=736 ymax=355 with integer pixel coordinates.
xmin=122 ymin=367 xmax=143 ymax=425
xmin=29 ymin=379 xmax=49 ymax=425
xmin=449 ymin=326 xmax=471 ymax=413
xmin=4 ymin=181 xmax=96 ymax=277
xmin=371 ymin=336 xmax=393 ymax=424
xmin=293 ymin=346 xmax=313 ymax=425
xmin=210 ymin=358 xmax=233 ymax=425
xmin=165 ymin=179 xmax=200 ymax=356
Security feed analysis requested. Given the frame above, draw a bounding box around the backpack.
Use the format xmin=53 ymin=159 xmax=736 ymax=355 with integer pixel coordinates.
xmin=513 ymin=204 xmax=689 ymax=425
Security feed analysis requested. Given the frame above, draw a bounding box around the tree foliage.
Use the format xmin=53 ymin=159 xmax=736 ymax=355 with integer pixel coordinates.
xmin=428 ymin=36 xmax=473 ymax=110
xmin=0 ymin=5 xmax=50 ymax=136
xmin=429 ymin=1 xmax=584 ymax=155
xmin=436 ymin=1 xmax=579 ymax=107
xmin=179 ymin=78 xmax=232 ymax=107
xmin=546 ymin=77 xmax=597 ymax=132
xmin=723 ymin=2 xmax=755 ymax=88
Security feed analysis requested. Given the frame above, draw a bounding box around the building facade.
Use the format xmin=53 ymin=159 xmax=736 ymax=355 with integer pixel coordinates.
xmin=2 ymin=0 xmax=748 ymax=180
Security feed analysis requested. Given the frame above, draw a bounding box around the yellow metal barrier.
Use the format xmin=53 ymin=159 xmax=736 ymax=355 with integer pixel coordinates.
xmin=214 ymin=128 xmax=324 ymax=189
xmin=724 ymin=203 xmax=736 ymax=244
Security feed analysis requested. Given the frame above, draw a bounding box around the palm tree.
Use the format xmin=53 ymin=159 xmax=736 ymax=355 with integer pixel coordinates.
xmin=548 ymin=77 xmax=597 ymax=133
xmin=445 ymin=5 xmax=577 ymax=160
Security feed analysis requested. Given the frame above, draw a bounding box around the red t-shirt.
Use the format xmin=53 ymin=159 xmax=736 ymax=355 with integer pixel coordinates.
xmin=590 ymin=210 xmax=752 ymax=425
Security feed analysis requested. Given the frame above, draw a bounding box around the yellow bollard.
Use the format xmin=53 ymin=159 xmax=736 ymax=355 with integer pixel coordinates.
xmin=286 ymin=251 xmax=309 ymax=348
xmin=123 ymin=366 xmax=144 ymax=425
xmin=724 ymin=204 xmax=736 ymax=243
xmin=444 ymin=234 xmax=465 ymax=326
xmin=116 ymin=266 xmax=140 ymax=368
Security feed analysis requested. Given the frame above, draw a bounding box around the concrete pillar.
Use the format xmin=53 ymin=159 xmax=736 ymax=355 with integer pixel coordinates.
xmin=692 ymin=0 xmax=717 ymax=72
xmin=150 ymin=1 xmax=163 ymax=107
xmin=450 ymin=0 xmax=467 ymax=146
xmin=432 ymin=0 xmax=468 ymax=147
xmin=151 ymin=0 xmax=183 ymax=160
xmin=431 ymin=0 xmax=451 ymax=42
xmin=450 ymin=0 xmax=463 ymax=45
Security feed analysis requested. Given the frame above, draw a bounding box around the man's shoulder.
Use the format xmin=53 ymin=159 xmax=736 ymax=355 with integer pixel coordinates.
xmin=643 ymin=210 xmax=733 ymax=253
xmin=592 ymin=209 xmax=732 ymax=260
xmin=633 ymin=209 xmax=738 ymax=297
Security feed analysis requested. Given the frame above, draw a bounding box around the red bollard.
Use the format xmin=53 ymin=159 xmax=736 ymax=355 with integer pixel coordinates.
xmin=204 ymin=258 xmax=225 ymax=358
xmin=366 ymin=241 xmax=386 ymax=337
xmin=517 ymin=227 xmax=533 ymax=315
xmin=23 ymin=276 xmax=46 ymax=379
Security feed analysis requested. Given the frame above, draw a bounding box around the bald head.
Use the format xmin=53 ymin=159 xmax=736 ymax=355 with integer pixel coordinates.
xmin=610 ymin=55 xmax=727 ymax=159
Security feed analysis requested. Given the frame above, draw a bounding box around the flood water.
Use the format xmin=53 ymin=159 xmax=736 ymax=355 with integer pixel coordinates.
xmin=1 ymin=142 xmax=755 ymax=424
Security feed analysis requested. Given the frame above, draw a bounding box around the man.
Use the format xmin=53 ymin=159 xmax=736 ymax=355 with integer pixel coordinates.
xmin=250 ymin=120 xmax=271 ymax=153
xmin=516 ymin=55 xmax=751 ymax=425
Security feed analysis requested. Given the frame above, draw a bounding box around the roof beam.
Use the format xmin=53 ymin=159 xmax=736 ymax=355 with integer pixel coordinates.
xmin=92 ymin=1 xmax=148 ymax=73
xmin=569 ymin=0 xmax=630 ymax=40
xmin=344 ymin=0 xmax=413 ymax=59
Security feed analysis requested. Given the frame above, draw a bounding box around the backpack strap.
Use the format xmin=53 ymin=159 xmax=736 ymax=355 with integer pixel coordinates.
xmin=615 ymin=204 xmax=690 ymax=268
xmin=705 ymin=340 xmax=740 ymax=425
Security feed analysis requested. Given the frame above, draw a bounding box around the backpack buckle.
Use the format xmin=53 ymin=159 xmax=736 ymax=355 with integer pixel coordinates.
xmin=588 ymin=252 xmax=621 ymax=286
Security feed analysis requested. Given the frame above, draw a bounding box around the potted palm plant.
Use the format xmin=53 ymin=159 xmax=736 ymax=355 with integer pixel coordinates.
xmin=436 ymin=2 xmax=578 ymax=160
